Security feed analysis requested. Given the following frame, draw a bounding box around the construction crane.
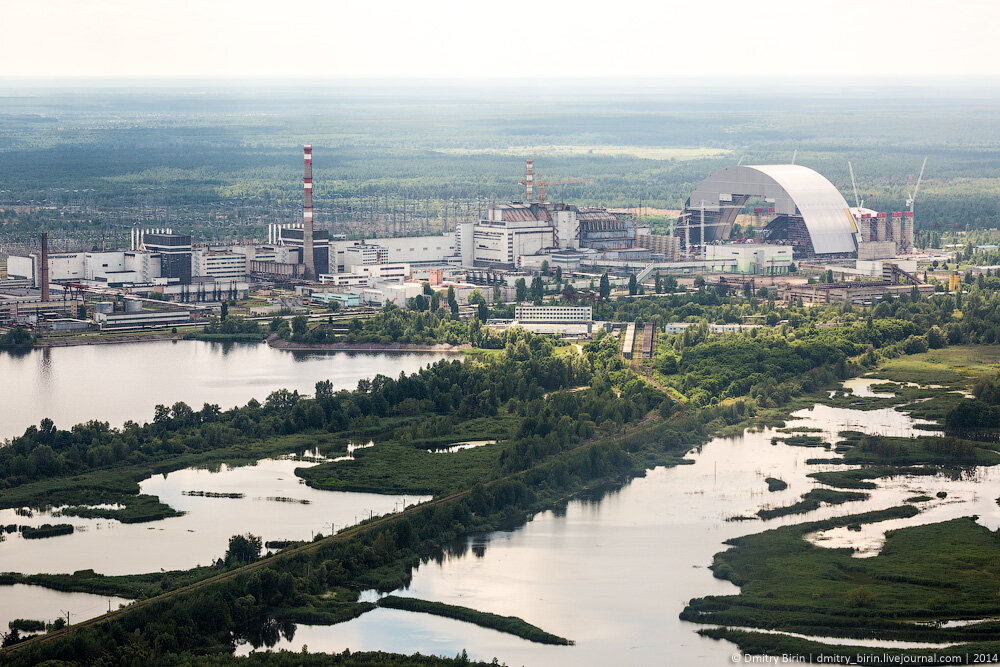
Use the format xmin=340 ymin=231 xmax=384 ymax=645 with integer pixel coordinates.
xmin=906 ymin=156 xmax=928 ymax=213
xmin=518 ymin=159 xmax=593 ymax=203
xmin=848 ymin=161 xmax=862 ymax=208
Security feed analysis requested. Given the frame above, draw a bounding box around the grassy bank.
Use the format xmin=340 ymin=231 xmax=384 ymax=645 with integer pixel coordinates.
xmin=684 ymin=511 xmax=1000 ymax=649
xmin=379 ymin=595 xmax=572 ymax=645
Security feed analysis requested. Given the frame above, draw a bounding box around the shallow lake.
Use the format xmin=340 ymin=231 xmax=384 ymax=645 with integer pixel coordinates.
xmin=241 ymin=396 xmax=999 ymax=665
xmin=0 ymin=456 xmax=430 ymax=575
xmin=0 ymin=341 xmax=450 ymax=441
xmin=0 ymin=584 xmax=130 ymax=636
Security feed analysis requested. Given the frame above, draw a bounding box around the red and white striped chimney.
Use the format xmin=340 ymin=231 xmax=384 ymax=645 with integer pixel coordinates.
xmin=302 ymin=145 xmax=315 ymax=279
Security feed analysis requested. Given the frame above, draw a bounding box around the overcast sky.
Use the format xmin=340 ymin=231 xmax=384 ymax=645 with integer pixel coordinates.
xmin=2 ymin=0 xmax=998 ymax=79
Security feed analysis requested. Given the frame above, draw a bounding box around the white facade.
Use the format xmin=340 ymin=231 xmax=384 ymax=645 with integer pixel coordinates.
xmin=318 ymin=273 xmax=370 ymax=287
xmin=551 ymin=209 xmax=581 ymax=250
xmin=95 ymin=309 xmax=191 ymax=329
xmin=7 ymin=251 xmax=161 ymax=286
xmin=472 ymin=218 xmax=555 ymax=267
xmin=332 ymin=234 xmax=456 ymax=266
xmin=318 ymin=262 xmax=411 ymax=288
xmin=704 ymin=244 xmax=793 ymax=274
xmin=456 ymin=223 xmax=476 ymax=267
xmin=342 ymin=243 xmax=388 ymax=271
xmin=514 ymin=305 xmax=592 ymax=323
xmin=193 ymin=249 xmax=247 ymax=280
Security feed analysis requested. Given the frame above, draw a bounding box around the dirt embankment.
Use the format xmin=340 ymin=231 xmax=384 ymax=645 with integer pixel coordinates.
xmin=266 ymin=335 xmax=468 ymax=353
xmin=34 ymin=333 xmax=184 ymax=348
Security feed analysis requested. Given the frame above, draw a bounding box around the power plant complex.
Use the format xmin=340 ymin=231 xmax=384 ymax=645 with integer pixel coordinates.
xmin=1 ymin=148 xmax=943 ymax=330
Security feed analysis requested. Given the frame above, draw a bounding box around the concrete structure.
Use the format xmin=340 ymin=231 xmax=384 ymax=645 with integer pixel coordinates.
xmin=704 ymin=244 xmax=793 ymax=275
xmin=302 ymin=145 xmax=316 ymax=279
xmin=331 ymin=234 xmax=457 ymax=271
xmin=142 ymin=233 xmax=192 ymax=284
xmin=636 ymin=232 xmax=682 ymax=261
xmin=507 ymin=304 xmax=593 ymax=335
xmin=467 ymin=203 xmax=638 ymax=269
xmin=193 ymin=248 xmax=247 ymax=280
xmin=341 ymin=242 xmax=389 ymax=271
xmin=94 ymin=309 xmax=191 ymax=329
xmin=8 ymin=250 xmax=161 ymax=287
xmin=0 ymin=296 xmax=83 ymax=324
xmin=679 ymin=165 xmax=858 ymax=258
xmin=319 ymin=263 xmax=410 ymax=287
xmin=271 ymin=225 xmax=330 ymax=275
xmin=782 ymin=281 xmax=935 ymax=305
xmin=311 ymin=292 xmax=360 ymax=308
xmin=621 ymin=322 xmax=637 ymax=358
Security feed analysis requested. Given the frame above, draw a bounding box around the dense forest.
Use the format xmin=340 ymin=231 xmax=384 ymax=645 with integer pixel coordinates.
xmin=2 ymin=84 xmax=1000 ymax=253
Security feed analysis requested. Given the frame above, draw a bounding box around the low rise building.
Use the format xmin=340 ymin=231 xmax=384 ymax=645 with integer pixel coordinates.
xmin=704 ymin=244 xmax=793 ymax=275
xmin=94 ymin=309 xmax=191 ymax=329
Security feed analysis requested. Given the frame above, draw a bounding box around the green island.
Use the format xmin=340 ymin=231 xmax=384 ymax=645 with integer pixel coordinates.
xmin=764 ymin=477 xmax=787 ymax=492
xmin=5 ymin=283 xmax=1000 ymax=664
xmin=756 ymin=488 xmax=868 ymax=521
xmin=378 ymin=596 xmax=572 ymax=645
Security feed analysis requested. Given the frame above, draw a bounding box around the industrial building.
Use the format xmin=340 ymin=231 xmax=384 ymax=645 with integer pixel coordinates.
xmin=456 ymin=202 xmax=639 ymax=270
xmin=0 ymin=295 xmax=82 ymax=325
xmin=329 ymin=235 xmax=457 ymax=271
xmin=8 ymin=250 xmax=161 ymax=287
xmin=674 ymin=162 xmax=924 ymax=262
xmin=142 ymin=232 xmax=192 ymax=283
xmin=677 ymin=164 xmax=858 ymax=259
xmin=268 ymin=224 xmax=330 ymax=276
xmin=704 ymin=244 xmax=793 ymax=275
xmin=489 ymin=305 xmax=593 ymax=336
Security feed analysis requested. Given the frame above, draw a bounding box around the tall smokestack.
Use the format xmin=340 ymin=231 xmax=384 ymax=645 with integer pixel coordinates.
xmin=40 ymin=232 xmax=50 ymax=302
xmin=302 ymin=145 xmax=315 ymax=280
xmin=525 ymin=159 xmax=534 ymax=202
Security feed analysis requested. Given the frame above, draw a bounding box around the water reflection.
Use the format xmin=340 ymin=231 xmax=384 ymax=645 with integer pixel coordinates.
xmin=235 ymin=616 xmax=297 ymax=652
xmin=0 ymin=456 xmax=430 ymax=575
xmin=0 ymin=342 xmax=450 ymax=440
xmin=0 ymin=584 xmax=130 ymax=634
xmin=238 ymin=389 xmax=992 ymax=664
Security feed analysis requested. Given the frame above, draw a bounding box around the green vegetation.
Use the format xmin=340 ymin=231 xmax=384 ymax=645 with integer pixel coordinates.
xmin=186 ymin=315 xmax=266 ymax=342
xmin=0 ymin=328 xmax=34 ymax=350
xmin=271 ymin=306 xmax=512 ymax=348
xmin=9 ymin=284 xmax=1000 ymax=663
xmin=684 ymin=515 xmax=1000 ymax=654
xmin=764 ymin=477 xmax=787 ymax=492
xmin=379 ymin=595 xmax=572 ymax=645
xmin=19 ymin=524 xmax=73 ymax=539
xmin=808 ymin=466 xmax=940 ymax=490
xmin=770 ymin=434 xmax=828 ymax=448
xmin=756 ymin=488 xmax=868 ymax=520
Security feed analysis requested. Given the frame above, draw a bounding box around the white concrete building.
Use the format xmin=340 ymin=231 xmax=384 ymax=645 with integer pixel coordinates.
xmin=472 ymin=206 xmax=556 ymax=268
xmin=514 ymin=305 xmax=592 ymax=323
xmin=704 ymin=244 xmax=793 ymax=275
xmin=7 ymin=251 xmax=161 ymax=286
xmin=342 ymin=242 xmax=388 ymax=271
xmin=330 ymin=234 xmax=457 ymax=271
xmin=95 ymin=309 xmax=191 ymax=329
xmin=193 ymin=249 xmax=247 ymax=280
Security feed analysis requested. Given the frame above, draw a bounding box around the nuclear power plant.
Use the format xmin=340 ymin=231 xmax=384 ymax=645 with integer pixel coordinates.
xmin=1 ymin=149 xmax=951 ymax=328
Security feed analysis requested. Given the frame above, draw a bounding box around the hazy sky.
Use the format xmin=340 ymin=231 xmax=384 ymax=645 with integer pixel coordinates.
xmin=2 ymin=0 xmax=998 ymax=79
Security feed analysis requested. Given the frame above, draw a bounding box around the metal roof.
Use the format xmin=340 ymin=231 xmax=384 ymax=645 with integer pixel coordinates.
xmin=687 ymin=164 xmax=858 ymax=254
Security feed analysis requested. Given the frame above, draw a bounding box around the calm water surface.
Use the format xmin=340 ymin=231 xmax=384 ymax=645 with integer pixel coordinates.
xmin=0 ymin=341 xmax=450 ymax=441
xmin=243 ymin=397 xmax=1000 ymax=665
xmin=0 ymin=584 xmax=129 ymax=634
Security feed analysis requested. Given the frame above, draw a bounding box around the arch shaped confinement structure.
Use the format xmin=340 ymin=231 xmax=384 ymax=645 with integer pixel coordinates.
xmin=679 ymin=164 xmax=858 ymax=255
